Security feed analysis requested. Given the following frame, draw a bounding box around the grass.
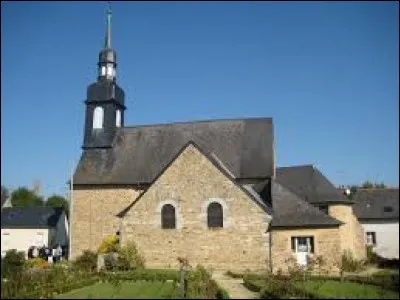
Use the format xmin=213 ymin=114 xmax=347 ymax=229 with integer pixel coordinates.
xmin=56 ymin=281 xmax=180 ymax=299
xmin=297 ymin=280 xmax=399 ymax=299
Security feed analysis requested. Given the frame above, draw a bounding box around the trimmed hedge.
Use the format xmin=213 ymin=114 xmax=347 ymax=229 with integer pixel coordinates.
xmin=101 ymin=268 xmax=179 ymax=282
xmin=228 ymin=270 xmax=399 ymax=292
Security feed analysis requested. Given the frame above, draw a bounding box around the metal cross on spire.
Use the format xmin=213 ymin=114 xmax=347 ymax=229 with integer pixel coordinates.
xmin=105 ymin=1 xmax=112 ymax=49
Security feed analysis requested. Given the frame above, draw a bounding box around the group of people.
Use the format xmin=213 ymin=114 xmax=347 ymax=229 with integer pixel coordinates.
xmin=27 ymin=244 xmax=64 ymax=263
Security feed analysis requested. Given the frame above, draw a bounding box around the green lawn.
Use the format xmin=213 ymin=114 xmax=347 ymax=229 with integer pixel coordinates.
xmin=298 ymin=280 xmax=399 ymax=299
xmin=56 ymin=281 xmax=180 ymax=299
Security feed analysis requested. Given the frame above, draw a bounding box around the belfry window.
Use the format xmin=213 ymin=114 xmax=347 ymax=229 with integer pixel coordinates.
xmin=116 ymin=110 xmax=121 ymax=127
xmin=207 ymin=202 xmax=223 ymax=228
xmin=93 ymin=106 xmax=104 ymax=129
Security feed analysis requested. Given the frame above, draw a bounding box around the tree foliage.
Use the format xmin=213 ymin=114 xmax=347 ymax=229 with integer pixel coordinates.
xmin=10 ymin=187 xmax=44 ymax=207
xmin=46 ymin=195 xmax=69 ymax=213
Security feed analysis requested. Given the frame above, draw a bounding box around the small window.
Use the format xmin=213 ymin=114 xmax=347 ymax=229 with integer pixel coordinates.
xmin=207 ymin=202 xmax=223 ymax=228
xmin=116 ymin=110 xmax=121 ymax=127
xmin=383 ymin=206 xmax=393 ymax=213
xmin=93 ymin=106 xmax=104 ymax=129
xmin=101 ymin=66 xmax=106 ymax=76
xmin=291 ymin=236 xmax=315 ymax=253
xmin=161 ymin=204 xmax=176 ymax=229
xmin=366 ymin=232 xmax=376 ymax=246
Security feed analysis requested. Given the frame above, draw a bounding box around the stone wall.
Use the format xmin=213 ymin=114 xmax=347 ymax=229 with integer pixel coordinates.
xmin=271 ymin=227 xmax=342 ymax=274
xmin=122 ymin=144 xmax=272 ymax=272
xmin=70 ymin=186 xmax=143 ymax=259
xmin=329 ymin=204 xmax=366 ymax=260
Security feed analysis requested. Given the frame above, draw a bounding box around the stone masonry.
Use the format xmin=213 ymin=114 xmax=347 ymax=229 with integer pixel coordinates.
xmin=329 ymin=204 xmax=366 ymax=260
xmin=122 ymin=144 xmax=272 ymax=271
xmin=271 ymin=227 xmax=342 ymax=274
xmin=70 ymin=185 xmax=143 ymax=259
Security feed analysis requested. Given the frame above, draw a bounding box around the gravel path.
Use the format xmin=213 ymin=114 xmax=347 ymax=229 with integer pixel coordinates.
xmin=212 ymin=272 xmax=259 ymax=299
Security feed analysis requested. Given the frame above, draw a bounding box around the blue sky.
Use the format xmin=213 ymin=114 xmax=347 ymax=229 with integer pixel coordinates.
xmin=1 ymin=1 xmax=398 ymax=198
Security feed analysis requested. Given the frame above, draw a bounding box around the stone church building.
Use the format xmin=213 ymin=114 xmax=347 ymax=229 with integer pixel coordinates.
xmin=70 ymin=10 xmax=366 ymax=272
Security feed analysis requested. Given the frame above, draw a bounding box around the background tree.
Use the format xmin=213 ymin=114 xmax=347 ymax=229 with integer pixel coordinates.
xmin=361 ymin=181 xmax=374 ymax=189
xmin=10 ymin=187 xmax=44 ymax=207
xmin=46 ymin=195 xmax=69 ymax=216
xmin=1 ymin=186 xmax=9 ymax=205
xmin=374 ymin=182 xmax=386 ymax=189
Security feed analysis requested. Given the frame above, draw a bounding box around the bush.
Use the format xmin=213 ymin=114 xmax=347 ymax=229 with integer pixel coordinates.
xmin=24 ymin=257 xmax=49 ymax=270
xmin=104 ymin=252 xmax=119 ymax=271
xmin=101 ymin=269 xmax=179 ymax=282
xmin=97 ymin=235 xmax=119 ymax=254
xmin=337 ymin=250 xmax=365 ymax=279
xmin=1 ymin=249 xmax=25 ymax=278
xmin=186 ymin=265 xmax=219 ymax=299
xmin=117 ymin=241 xmax=145 ymax=270
xmin=73 ymin=250 xmax=97 ymax=272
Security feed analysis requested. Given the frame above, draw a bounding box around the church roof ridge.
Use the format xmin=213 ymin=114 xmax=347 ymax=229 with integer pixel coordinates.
xmin=121 ymin=117 xmax=273 ymax=130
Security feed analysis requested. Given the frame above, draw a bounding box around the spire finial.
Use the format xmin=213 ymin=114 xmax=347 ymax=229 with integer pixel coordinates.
xmin=105 ymin=1 xmax=112 ymax=48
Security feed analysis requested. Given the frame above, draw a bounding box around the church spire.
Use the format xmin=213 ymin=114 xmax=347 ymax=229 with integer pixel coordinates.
xmin=104 ymin=2 xmax=112 ymax=49
xmin=98 ymin=1 xmax=117 ymax=81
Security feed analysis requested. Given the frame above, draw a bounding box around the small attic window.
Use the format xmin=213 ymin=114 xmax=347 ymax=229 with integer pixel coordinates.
xmin=383 ymin=206 xmax=393 ymax=213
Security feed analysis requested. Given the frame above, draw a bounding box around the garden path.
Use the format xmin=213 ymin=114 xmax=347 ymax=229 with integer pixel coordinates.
xmin=212 ymin=271 xmax=258 ymax=299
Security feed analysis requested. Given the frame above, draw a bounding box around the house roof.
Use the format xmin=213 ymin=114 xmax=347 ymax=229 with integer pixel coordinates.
xmin=352 ymin=189 xmax=399 ymax=221
xmin=275 ymin=165 xmax=353 ymax=205
xmin=1 ymin=207 xmax=65 ymax=229
xmin=270 ymin=180 xmax=343 ymax=228
xmin=117 ymin=140 xmax=273 ymax=218
xmin=74 ymin=118 xmax=274 ymax=185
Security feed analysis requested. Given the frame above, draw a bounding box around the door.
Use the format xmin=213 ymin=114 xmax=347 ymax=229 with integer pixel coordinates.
xmin=294 ymin=237 xmax=310 ymax=267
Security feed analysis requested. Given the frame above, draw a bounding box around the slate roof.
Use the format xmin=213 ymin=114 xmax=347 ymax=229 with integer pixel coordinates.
xmin=352 ymin=189 xmax=399 ymax=221
xmin=275 ymin=165 xmax=353 ymax=205
xmin=1 ymin=207 xmax=65 ymax=229
xmin=74 ymin=118 xmax=274 ymax=185
xmin=117 ymin=140 xmax=273 ymax=217
xmin=270 ymin=180 xmax=342 ymax=227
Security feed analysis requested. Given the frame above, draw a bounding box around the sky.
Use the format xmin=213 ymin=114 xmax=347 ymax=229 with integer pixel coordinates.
xmin=1 ymin=1 xmax=399 ymax=198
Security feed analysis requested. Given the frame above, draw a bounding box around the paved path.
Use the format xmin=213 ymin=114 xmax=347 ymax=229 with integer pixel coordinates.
xmin=212 ymin=272 xmax=259 ymax=299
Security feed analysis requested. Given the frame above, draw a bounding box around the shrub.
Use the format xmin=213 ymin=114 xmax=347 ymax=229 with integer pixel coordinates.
xmin=97 ymin=234 xmax=119 ymax=254
xmin=336 ymin=249 xmax=365 ymax=281
xmin=24 ymin=257 xmax=50 ymax=270
xmin=104 ymin=252 xmax=119 ymax=271
xmin=186 ymin=265 xmax=219 ymax=299
xmin=73 ymin=250 xmax=97 ymax=272
xmin=1 ymin=249 xmax=25 ymax=278
xmin=117 ymin=241 xmax=145 ymax=270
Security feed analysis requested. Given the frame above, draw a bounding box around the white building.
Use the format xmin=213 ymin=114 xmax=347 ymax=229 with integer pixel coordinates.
xmin=1 ymin=207 xmax=69 ymax=258
xmin=352 ymin=188 xmax=399 ymax=259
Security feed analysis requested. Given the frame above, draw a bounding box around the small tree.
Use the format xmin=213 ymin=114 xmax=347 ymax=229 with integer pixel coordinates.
xmin=336 ymin=250 xmax=365 ymax=282
xmin=10 ymin=187 xmax=44 ymax=207
xmin=46 ymin=195 xmax=69 ymax=216
xmin=361 ymin=181 xmax=374 ymax=189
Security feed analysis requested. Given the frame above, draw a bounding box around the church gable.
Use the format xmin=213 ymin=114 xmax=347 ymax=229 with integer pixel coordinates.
xmin=121 ymin=141 xmax=271 ymax=270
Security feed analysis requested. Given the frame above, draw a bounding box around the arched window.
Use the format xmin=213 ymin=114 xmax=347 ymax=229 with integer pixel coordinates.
xmin=161 ymin=204 xmax=176 ymax=229
xmin=93 ymin=106 xmax=104 ymax=129
xmin=116 ymin=110 xmax=121 ymax=127
xmin=207 ymin=202 xmax=223 ymax=228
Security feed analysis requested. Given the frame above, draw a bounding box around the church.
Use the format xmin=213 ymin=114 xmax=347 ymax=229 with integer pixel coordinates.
xmin=70 ymin=9 xmax=366 ymax=272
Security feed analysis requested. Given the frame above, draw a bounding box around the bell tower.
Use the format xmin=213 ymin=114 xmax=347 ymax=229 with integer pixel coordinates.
xmin=82 ymin=4 xmax=126 ymax=149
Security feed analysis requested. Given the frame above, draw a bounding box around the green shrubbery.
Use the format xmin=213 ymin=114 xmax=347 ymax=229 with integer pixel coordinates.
xmin=1 ymin=249 xmax=25 ymax=279
xmin=72 ymin=250 xmax=98 ymax=272
xmin=117 ymin=241 xmax=145 ymax=270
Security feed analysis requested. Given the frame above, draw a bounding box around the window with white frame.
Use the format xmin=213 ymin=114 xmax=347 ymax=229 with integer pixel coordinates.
xmin=366 ymin=232 xmax=376 ymax=246
xmin=93 ymin=106 xmax=104 ymax=129
xmin=291 ymin=236 xmax=315 ymax=253
xmin=116 ymin=110 xmax=121 ymax=127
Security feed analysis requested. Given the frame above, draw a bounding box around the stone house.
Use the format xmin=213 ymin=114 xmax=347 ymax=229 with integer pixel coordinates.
xmin=70 ymin=9 xmax=366 ymax=273
xmin=352 ymin=188 xmax=399 ymax=259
